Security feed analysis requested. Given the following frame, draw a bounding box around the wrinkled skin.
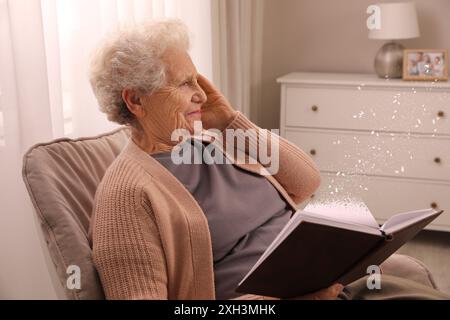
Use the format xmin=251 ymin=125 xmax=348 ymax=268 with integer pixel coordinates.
xmin=123 ymin=47 xmax=238 ymax=154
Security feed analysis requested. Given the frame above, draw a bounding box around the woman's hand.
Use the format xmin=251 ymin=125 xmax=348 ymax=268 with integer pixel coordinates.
xmin=197 ymin=74 xmax=238 ymax=131
xmin=288 ymin=283 xmax=344 ymax=300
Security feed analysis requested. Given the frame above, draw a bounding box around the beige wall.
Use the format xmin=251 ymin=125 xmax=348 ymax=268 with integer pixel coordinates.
xmin=259 ymin=0 xmax=450 ymax=129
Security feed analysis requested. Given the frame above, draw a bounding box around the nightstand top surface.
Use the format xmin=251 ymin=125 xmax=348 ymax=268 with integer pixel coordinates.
xmin=277 ymin=72 xmax=450 ymax=89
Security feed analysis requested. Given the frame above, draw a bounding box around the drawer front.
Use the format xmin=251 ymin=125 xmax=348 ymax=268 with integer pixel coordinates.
xmin=307 ymin=173 xmax=450 ymax=232
xmin=284 ymin=86 xmax=450 ymax=135
xmin=285 ymin=129 xmax=450 ymax=181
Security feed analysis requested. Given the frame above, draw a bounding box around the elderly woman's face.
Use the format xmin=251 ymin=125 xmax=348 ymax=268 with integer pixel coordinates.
xmin=139 ymin=47 xmax=207 ymax=138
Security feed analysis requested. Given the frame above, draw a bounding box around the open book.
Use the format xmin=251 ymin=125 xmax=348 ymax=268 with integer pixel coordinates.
xmin=236 ymin=204 xmax=443 ymax=299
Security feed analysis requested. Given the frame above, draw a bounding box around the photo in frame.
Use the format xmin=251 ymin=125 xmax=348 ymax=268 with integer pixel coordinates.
xmin=403 ymin=49 xmax=448 ymax=81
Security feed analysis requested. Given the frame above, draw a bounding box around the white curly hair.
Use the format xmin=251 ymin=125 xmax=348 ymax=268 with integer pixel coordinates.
xmin=89 ymin=19 xmax=191 ymax=126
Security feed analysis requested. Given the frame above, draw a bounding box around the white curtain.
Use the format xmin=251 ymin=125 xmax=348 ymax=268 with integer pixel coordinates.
xmin=211 ymin=0 xmax=264 ymax=124
xmin=0 ymin=0 xmax=212 ymax=299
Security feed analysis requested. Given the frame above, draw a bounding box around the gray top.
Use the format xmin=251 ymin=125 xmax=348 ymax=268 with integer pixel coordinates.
xmin=151 ymin=138 xmax=293 ymax=299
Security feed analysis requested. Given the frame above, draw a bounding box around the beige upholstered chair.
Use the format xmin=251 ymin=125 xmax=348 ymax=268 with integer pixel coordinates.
xmin=22 ymin=127 xmax=130 ymax=299
xmin=21 ymin=126 xmax=439 ymax=300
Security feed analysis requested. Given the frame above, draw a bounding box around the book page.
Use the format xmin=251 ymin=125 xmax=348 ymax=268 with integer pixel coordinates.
xmin=304 ymin=197 xmax=379 ymax=229
xmin=381 ymin=208 xmax=440 ymax=234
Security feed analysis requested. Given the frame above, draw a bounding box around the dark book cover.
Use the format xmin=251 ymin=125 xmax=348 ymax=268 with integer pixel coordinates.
xmin=236 ymin=210 xmax=443 ymax=299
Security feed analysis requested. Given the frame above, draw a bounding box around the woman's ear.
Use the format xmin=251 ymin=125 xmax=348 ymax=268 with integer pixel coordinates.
xmin=122 ymin=88 xmax=145 ymax=118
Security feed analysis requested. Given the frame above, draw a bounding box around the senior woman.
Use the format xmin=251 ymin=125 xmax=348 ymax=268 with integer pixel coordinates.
xmin=88 ymin=20 xmax=449 ymax=301
xmin=88 ymin=19 xmax=331 ymax=300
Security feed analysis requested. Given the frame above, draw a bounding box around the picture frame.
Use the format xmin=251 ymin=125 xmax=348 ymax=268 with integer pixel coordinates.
xmin=403 ymin=49 xmax=448 ymax=81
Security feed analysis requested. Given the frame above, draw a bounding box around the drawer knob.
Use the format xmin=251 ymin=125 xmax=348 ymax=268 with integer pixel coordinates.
xmin=311 ymin=105 xmax=319 ymax=112
xmin=431 ymin=202 xmax=438 ymax=209
xmin=434 ymin=157 xmax=442 ymax=164
xmin=310 ymin=149 xmax=317 ymax=156
xmin=437 ymin=111 xmax=445 ymax=118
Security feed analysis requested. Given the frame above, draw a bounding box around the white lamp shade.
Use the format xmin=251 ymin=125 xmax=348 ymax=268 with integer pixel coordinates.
xmin=368 ymin=2 xmax=420 ymax=40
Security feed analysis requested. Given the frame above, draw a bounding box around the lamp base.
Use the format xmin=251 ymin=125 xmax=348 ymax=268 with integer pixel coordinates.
xmin=374 ymin=42 xmax=404 ymax=79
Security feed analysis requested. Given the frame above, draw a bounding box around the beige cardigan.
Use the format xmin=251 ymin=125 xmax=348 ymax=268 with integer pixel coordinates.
xmin=91 ymin=111 xmax=321 ymax=300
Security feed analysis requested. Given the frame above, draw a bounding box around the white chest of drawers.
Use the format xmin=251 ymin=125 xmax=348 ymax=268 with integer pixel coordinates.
xmin=277 ymin=72 xmax=450 ymax=232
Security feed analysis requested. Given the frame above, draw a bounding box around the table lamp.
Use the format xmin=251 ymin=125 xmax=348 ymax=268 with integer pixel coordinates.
xmin=369 ymin=2 xmax=420 ymax=78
